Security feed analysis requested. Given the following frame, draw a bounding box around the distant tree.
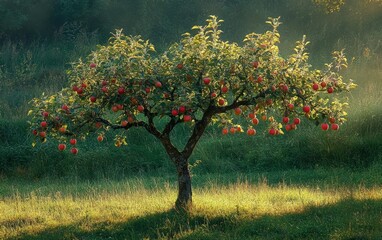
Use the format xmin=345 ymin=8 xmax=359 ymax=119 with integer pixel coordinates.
xmin=28 ymin=16 xmax=356 ymax=210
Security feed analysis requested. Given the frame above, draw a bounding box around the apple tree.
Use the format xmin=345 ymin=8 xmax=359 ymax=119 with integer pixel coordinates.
xmin=28 ymin=16 xmax=356 ymax=210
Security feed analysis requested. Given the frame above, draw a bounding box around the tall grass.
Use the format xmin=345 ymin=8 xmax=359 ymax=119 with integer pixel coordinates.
xmin=1 ymin=169 xmax=382 ymax=239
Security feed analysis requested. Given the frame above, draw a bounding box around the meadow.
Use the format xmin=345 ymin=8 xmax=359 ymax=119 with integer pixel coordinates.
xmin=0 ymin=0 xmax=381 ymax=239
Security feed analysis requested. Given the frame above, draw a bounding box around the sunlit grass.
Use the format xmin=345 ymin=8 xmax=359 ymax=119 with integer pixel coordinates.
xmin=1 ymin=171 xmax=382 ymax=239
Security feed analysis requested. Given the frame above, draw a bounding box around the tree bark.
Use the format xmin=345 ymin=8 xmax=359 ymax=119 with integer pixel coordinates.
xmin=175 ymin=156 xmax=192 ymax=211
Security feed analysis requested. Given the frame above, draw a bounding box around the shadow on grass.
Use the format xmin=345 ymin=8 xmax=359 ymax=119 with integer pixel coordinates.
xmin=12 ymin=198 xmax=382 ymax=240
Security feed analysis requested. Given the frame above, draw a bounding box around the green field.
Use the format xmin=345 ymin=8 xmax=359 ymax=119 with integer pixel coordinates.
xmin=0 ymin=0 xmax=382 ymax=239
xmin=1 ymin=168 xmax=382 ymax=239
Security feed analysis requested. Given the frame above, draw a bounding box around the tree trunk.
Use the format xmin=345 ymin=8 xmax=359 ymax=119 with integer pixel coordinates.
xmin=175 ymin=156 xmax=192 ymax=211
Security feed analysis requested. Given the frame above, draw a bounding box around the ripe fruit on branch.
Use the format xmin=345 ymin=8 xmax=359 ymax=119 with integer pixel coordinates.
xmin=321 ymin=82 xmax=327 ymax=88
xmin=97 ymin=135 xmax=104 ymax=142
xmin=58 ymin=144 xmax=66 ymax=151
xmin=179 ymin=106 xmax=186 ymax=114
xmin=261 ymin=115 xmax=267 ymax=121
xmin=252 ymin=61 xmax=259 ymax=68
xmin=155 ymin=81 xmax=162 ymax=88
xmin=101 ymin=86 xmax=108 ymax=93
xmin=81 ymin=83 xmax=87 ymax=88
xmin=321 ymin=123 xmax=329 ymax=131
xmin=222 ymin=128 xmax=228 ymax=135
xmin=62 ymin=105 xmax=69 ymax=112
xmin=252 ymin=117 xmax=259 ymax=125
xmin=230 ymin=127 xmax=236 ymax=134
xmin=203 ymin=77 xmax=211 ymax=85
xmin=282 ymin=117 xmax=289 ymax=124
xmin=183 ymin=115 xmax=192 ymax=122
xmin=329 ymin=117 xmax=336 ymax=124
xmin=234 ymin=108 xmax=242 ymax=115
xmin=293 ymin=118 xmax=301 ymax=125
xmin=218 ymin=98 xmax=225 ymax=106
xmin=95 ymin=122 xmax=102 ymax=129
xmin=248 ymin=113 xmax=255 ymax=119
xmin=102 ymin=80 xmax=108 ymax=86
xmin=76 ymin=88 xmax=84 ymax=95
xmin=71 ymin=148 xmax=78 ymax=155
xmin=32 ymin=129 xmax=38 ymax=135
xmin=331 ymin=124 xmax=339 ymax=130
xmin=247 ymin=128 xmax=256 ymax=136
xmin=288 ymin=103 xmax=294 ymax=110
xmin=145 ymin=87 xmax=151 ymax=94
xmin=70 ymin=139 xmax=77 ymax=145
xmin=221 ymin=86 xmax=229 ymax=93
xmin=210 ymin=92 xmax=217 ymax=98
xmin=312 ymin=83 xmax=319 ymax=91
xmin=285 ymin=124 xmax=292 ymax=131
xmin=41 ymin=121 xmax=47 ymax=128
xmin=176 ymin=63 xmax=183 ymax=69
xmin=89 ymin=63 xmax=96 ymax=68
xmin=112 ymin=106 xmax=119 ymax=112
xmin=39 ymin=131 xmax=46 ymax=138
xmin=90 ymin=96 xmax=97 ymax=103
xmin=303 ymin=105 xmax=311 ymax=113
xmin=42 ymin=111 xmax=49 ymax=118
xmin=121 ymin=120 xmax=128 ymax=127
xmin=171 ymin=109 xmax=179 ymax=116
xmin=280 ymin=84 xmax=289 ymax=93
xmin=257 ymin=76 xmax=263 ymax=83
xmin=327 ymin=87 xmax=334 ymax=94
xmin=137 ymin=105 xmax=145 ymax=113
xmin=269 ymin=128 xmax=277 ymax=135
xmin=118 ymin=87 xmax=125 ymax=95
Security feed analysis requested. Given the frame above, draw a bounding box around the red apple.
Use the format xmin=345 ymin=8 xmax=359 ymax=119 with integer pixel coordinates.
xmin=171 ymin=109 xmax=179 ymax=116
xmin=281 ymin=84 xmax=289 ymax=93
xmin=222 ymin=128 xmax=229 ymax=135
xmin=95 ymin=122 xmax=102 ymax=129
xmin=218 ymin=98 xmax=225 ymax=106
xmin=331 ymin=124 xmax=339 ymax=130
xmin=312 ymin=83 xmax=319 ymax=91
xmin=112 ymin=106 xmax=119 ymax=112
xmin=293 ymin=118 xmax=301 ymax=125
xmin=210 ymin=92 xmax=217 ymax=98
xmin=89 ymin=63 xmax=96 ymax=68
xmin=97 ymin=135 xmax=103 ymax=142
xmin=121 ymin=120 xmax=128 ymax=127
xmin=117 ymin=104 xmax=123 ymax=110
xmin=76 ymin=88 xmax=84 ymax=95
xmin=118 ymin=87 xmax=125 ymax=95
xmin=137 ymin=105 xmax=144 ymax=113
xmin=327 ymin=87 xmax=334 ymax=94
xmin=230 ymin=127 xmax=236 ymax=134
xmin=58 ymin=144 xmax=66 ymax=151
xmin=269 ymin=128 xmax=277 ymax=135
xmin=248 ymin=113 xmax=255 ymax=119
xmin=247 ymin=128 xmax=256 ymax=136
xmin=59 ymin=127 xmax=66 ymax=133
xmin=221 ymin=86 xmax=229 ymax=93
xmin=303 ymin=105 xmax=311 ymax=113
xmin=234 ymin=108 xmax=242 ymax=115
xmin=252 ymin=117 xmax=259 ymax=125
xmin=41 ymin=121 xmax=47 ymax=128
xmin=72 ymin=85 xmax=79 ymax=92
xmin=203 ymin=77 xmax=211 ymax=85
xmin=288 ymin=103 xmax=294 ymax=110
xmin=176 ymin=63 xmax=184 ymax=69
xmin=90 ymin=96 xmax=97 ymax=103
xmin=81 ymin=83 xmax=87 ymax=88
xmin=70 ymin=139 xmax=77 ymax=145
xmin=62 ymin=105 xmax=69 ymax=112
xmin=155 ymin=81 xmax=162 ymax=88
xmin=320 ymin=81 xmax=327 ymax=88
xmin=183 ymin=115 xmax=192 ymax=122
xmin=329 ymin=117 xmax=336 ymax=124
xmin=252 ymin=61 xmax=259 ymax=69
xmin=257 ymin=76 xmax=263 ymax=83
xmin=321 ymin=123 xmax=329 ymax=131
xmin=32 ymin=129 xmax=38 ymax=135
xmin=145 ymin=87 xmax=151 ymax=94
xmin=71 ymin=148 xmax=78 ymax=155
xmin=39 ymin=131 xmax=46 ymax=138
xmin=102 ymin=80 xmax=108 ymax=86
xmin=271 ymin=85 xmax=277 ymax=92
xmin=179 ymin=106 xmax=186 ymax=114
xmin=101 ymin=86 xmax=108 ymax=93
xmin=282 ymin=117 xmax=289 ymax=124
xmin=42 ymin=111 xmax=49 ymax=118
xmin=285 ymin=124 xmax=292 ymax=131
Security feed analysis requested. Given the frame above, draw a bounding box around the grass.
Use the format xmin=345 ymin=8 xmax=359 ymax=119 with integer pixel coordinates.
xmin=1 ymin=168 xmax=382 ymax=239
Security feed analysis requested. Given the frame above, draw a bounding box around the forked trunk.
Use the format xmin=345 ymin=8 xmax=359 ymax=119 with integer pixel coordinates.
xmin=175 ymin=156 xmax=192 ymax=210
